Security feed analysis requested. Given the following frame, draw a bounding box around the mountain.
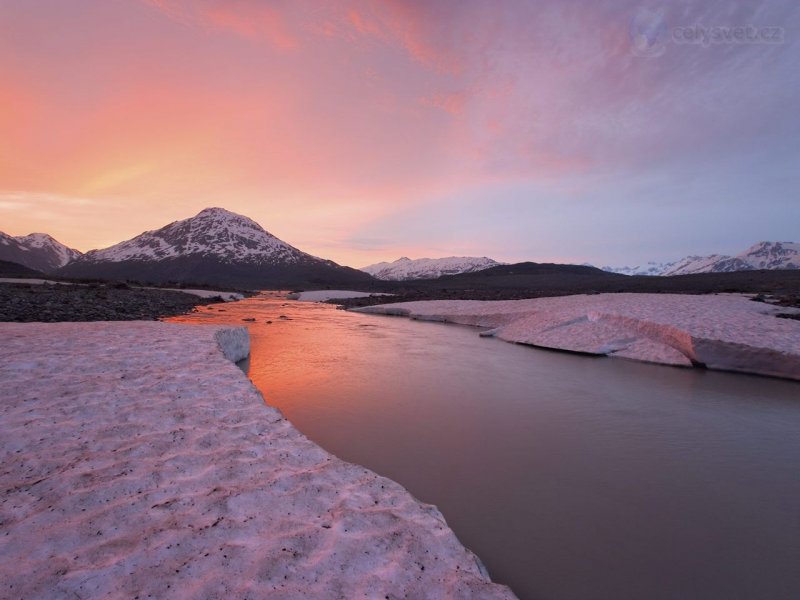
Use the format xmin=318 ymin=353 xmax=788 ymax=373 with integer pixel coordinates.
xmin=602 ymin=242 xmax=799 ymax=276
xmin=737 ymin=241 xmax=800 ymax=270
xmin=58 ymin=207 xmax=373 ymax=289
xmin=417 ymin=261 xmax=627 ymax=291
xmin=598 ymin=261 xmax=674 ymax=277
xmin=0 ymin=259 xmax=45 ymax=278
xmin=0 ymin=231 xmax=82 ymax=273
xmin=361 ymin=256 xmax=502 ymax=281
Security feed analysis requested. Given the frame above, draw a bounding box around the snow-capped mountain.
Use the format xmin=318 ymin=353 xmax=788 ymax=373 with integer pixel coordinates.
xmin=75 ymin=207 xmax=318 ymax=265
xmin=663 ymin=254 xmax=748 ymax=276
xmin=602 ymin=242 xmax=799 ymax=276
xmin=734 ymin=241 xmax=800 ymax=270
xmin=0 ymin=231 xmax=82 ymax=273
xmin=599 ymin=260 xmax=675 ymax=277
xmin=361 ymin=256 xmax=502 ymax=280
xmin=59 ymin=207 xmax=373 ymax=288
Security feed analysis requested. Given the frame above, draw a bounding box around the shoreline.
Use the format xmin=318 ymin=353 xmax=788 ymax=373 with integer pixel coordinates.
xmin=0 ymin=281 xmax=242 ymax=322
xmin=353 ymin=293 xmax=800 ymax=381
xmin=0 ymin=321 xmax=515 ymax=598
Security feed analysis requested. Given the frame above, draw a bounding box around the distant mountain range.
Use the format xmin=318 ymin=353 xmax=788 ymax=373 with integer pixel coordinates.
xmin=57 ymin=208 xmax=372 ymax=288
xmin=361 ymin=256 xmax=502 ymax=280
xmin=3 ymin=211 xmax=798 ymax=289
xmin=0 ymin=231 xmax=82 ymax=273
xmin=602 ymin=242 xmax=799 ymax=276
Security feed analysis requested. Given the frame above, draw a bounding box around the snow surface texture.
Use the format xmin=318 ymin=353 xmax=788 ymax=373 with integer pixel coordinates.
xmin=287 ymin=290 xmax=392 ymax=302
xmin=603 ymin=241 xmax=800 ymax=276
xmin=361 ymin=256 xmax=502 ymax=280
xmin=0 ymin=322 xmax=514 ymax=599
xmin=355 ymin=294 xmax=800 ymax=380
xmin=73 ymin=207 xmax=328 ymax=266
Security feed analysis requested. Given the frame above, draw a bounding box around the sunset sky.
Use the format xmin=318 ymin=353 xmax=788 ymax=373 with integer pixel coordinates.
xmin=1 ymin=0 xmax=798 ymax=268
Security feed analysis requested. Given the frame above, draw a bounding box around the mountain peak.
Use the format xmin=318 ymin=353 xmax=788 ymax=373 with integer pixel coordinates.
xmin=362 ymin=256 xmax=503 ymax=280
xmin=196 ymin=207 xmax=242 ymax=219
xmin=59 ymin=207 xmax=374 ymax=288
xmin=0 ymin=230 xmax=81 ymax=272
xmin=602 ymin=241 xmax=799 ymax=276
xmin=16 ymin=232 xmax=56 ymax=242
xmin=75 ymin=207 xmax=306 ymax=265
xmin=191 ymin=207 xmax=263 ymax=230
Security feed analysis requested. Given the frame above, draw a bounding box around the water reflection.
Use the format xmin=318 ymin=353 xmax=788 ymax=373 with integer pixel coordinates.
xmin=169 ymin=292 xmax=800 ymax=600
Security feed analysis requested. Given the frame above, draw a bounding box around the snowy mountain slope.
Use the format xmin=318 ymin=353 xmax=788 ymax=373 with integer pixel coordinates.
xmin=74 ymin=207 xmax=317 ymax=265
xmin=0 ymin=231 xmax=82 ymax=272
xmin=662 ymin=254 xmax=734 ymax=276
xmin=600 ymin=261 xmax=675 ymax=277
xmin=361 ymin=256 xmax=502 ymax=280
xmin=735 ymin=241 xmax=800 ymax=270
xmin=664 ymin=242 xmax=799 ymax=275
xmin=59 ymin=207 xmax=373 ymax=288
xmin=602 ymin=241 xmax=799 ymax=276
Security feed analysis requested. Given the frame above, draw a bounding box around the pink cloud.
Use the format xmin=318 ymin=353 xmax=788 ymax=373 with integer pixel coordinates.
xmin=4 ymin=0 xmax=793 ymax=266
xmin=201 ymin=3 xmax=297 ymax=49
xmin=419 ymin=91 xmax=469 ymax=116
xmin=142 ymin=0 xmax=297 ymax=49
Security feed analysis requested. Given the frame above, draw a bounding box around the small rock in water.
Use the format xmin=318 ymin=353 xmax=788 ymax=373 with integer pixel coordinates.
xmin=278 ymin=315 xmax=290 ymax=320
xmin=266 ymin=320 xmax=273 ymax=324
xmin=242 ymin=318 xmax=256 ymax=322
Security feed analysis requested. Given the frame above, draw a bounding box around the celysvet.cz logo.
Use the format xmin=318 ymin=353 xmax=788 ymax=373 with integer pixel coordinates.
xmin=629 ymin=7 xmax=785 ymax=57
xmin=673 ymin=24 xmax=784 ymax=46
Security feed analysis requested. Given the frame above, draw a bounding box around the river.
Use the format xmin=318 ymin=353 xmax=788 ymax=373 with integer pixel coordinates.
xmin=169 ymin=292 xmax=800 ymax=600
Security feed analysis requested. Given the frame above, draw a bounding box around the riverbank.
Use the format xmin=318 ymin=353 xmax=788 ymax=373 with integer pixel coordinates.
xmin=354 ymin=293 xmax=800 ymax=380
xmin=0 ymin=321 xmax=515 ymax=599
xmin=0 ymin=281 xmax=238 ymax=322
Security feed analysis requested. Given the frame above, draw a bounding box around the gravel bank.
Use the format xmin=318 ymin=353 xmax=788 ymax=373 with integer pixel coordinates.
xmin=0 ymin=282 xmax=221 ymax=322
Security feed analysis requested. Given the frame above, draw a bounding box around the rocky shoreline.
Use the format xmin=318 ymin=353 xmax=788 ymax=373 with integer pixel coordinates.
xmin=0 ymin=282 xmax=222 ymax=322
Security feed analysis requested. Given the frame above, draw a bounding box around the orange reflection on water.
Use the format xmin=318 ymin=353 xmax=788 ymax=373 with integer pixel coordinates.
xmin=166 ymin=291 xmax=384 ymax=413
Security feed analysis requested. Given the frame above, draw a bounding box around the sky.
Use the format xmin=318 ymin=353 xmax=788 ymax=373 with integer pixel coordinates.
xmin=0 ymin=0 xmax=798 ymax=268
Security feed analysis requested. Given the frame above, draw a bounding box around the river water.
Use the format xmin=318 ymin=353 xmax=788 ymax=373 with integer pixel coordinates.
xmin=169 ymin=292 xmax=800 ymax=600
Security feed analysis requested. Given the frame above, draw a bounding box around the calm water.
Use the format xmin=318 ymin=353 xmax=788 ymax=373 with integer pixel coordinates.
xmin=169 ymin=292 xmax=800 ymax=600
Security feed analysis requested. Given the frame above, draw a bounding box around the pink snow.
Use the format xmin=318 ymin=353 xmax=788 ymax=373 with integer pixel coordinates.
xmin=355 ymin=293 xmax=800 ymax=380
xmin=0 ymin=321 xmax=514 ymax=599
xmin=287 ymin=290 xmax=392 ymax=302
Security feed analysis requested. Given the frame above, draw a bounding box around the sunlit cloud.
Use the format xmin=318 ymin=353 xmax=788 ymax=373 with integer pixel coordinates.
xmin=141 ymin=0 xmax=296 ymax=48
xmin=1 ymin=0 xmax=798 ymax=265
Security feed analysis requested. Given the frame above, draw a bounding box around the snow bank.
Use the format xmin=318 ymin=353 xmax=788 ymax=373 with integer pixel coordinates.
xmin=288 ymin=290 xmax=392 ymax=302
xmin=0 ymin=277 xmax=58 ymax=285
xmin=213 ymin=326 xmax=250 ymax=362
xmin=355 ymin=294 xmax=800 ymax=380
xmin=0 ymin=322 xmax=514 ymax=599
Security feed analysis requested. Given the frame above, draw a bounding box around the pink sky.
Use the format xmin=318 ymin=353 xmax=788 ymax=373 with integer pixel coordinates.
xmin=1 ymin=1 xmax=797 ymax=267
